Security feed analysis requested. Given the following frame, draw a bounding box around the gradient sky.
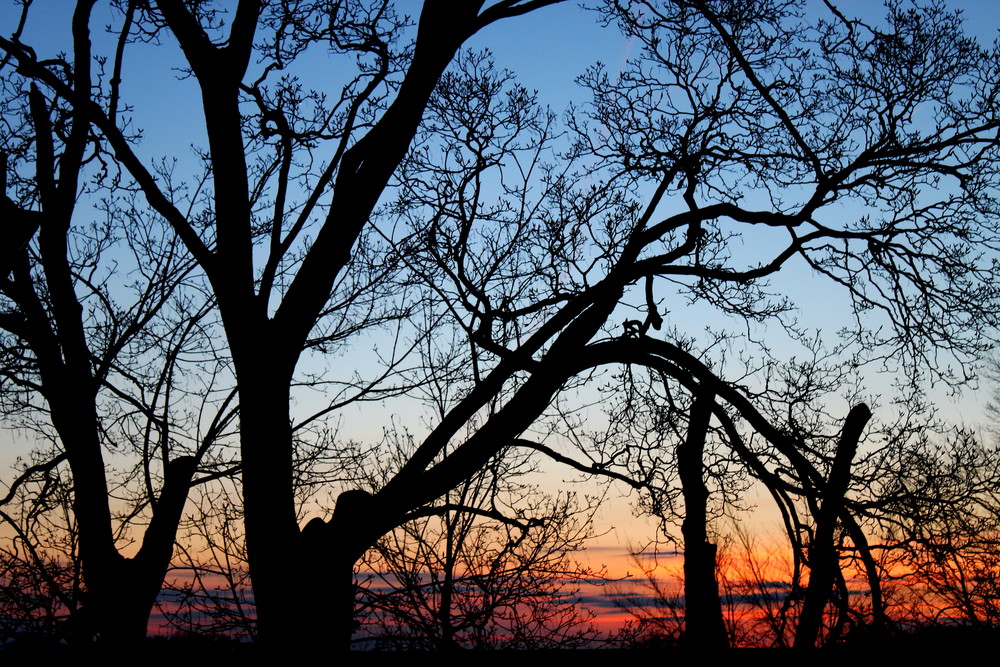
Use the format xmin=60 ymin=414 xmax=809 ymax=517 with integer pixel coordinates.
xmin=2 ymin=2 xmax=999 ymax=629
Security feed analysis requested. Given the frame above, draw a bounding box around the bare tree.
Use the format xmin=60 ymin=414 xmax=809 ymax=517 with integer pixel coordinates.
xmin=359 ymin=453 xmax=603 ymax=650
xmin=157 ymin=480 xmax=257 ymax=642
xmin=0 ymin=2 xmax=241 ymax=642
xmin=855 ymin=426 xmax=1000 ymax=631
xmin=1 ymin=0 xmax=568 ymax=645
xmin=4 ymin=0 xmax=999 ymax=648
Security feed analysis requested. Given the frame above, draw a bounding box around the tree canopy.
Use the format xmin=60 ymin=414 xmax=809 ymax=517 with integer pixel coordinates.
xmin=1 ymin=0 xmax=999 ymax=649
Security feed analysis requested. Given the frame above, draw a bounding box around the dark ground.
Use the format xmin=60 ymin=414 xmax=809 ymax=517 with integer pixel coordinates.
xmin=4 ymin=625 xmax=1000 ymax=657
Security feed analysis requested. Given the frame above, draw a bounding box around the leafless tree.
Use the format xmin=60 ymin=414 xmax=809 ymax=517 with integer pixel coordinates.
xmin=358 ymin=452 xmax=604 ymax=650
xmin=3 ymin=0 xmax=999 ymax=649
xmin=0 ymin=2 xmax=241 ymax=641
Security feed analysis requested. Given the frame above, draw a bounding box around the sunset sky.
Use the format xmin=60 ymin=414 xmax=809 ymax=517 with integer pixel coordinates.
xmin=2 ymin=0 xmax=999 ymax=642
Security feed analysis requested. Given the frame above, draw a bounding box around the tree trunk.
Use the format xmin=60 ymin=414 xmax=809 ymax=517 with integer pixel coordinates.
xmin=235 ymin=360 xmax=302 ymax=644
xmin=53 ymin=397 xmax=194 ymax=644
xmin=794 ymin=403 xmax=872 ymax=648
xmin=45 ymin=385 xmax=133 ymax=643
xmin=299 ymin=490 xmax=376 ymax=651
xmin=678 ymin=391 xmax=729 ymax=648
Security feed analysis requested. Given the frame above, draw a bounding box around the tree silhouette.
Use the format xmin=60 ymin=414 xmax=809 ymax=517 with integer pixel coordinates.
xmin=3 ymin=0 xmax=574 ymax=645
xmin=359 ymin=449 xmax=603 ymax=650
xmin=3 ymin=0 xmax=999 ymax=648
xmin=853 ymin=425 xmax=1000 ymax=632
xmin=0 ymin=4 xmax=239 ymax=642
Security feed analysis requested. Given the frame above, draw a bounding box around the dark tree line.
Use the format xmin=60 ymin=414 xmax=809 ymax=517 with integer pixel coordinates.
xmin=2 ymin=0 xmax=999 ymax=649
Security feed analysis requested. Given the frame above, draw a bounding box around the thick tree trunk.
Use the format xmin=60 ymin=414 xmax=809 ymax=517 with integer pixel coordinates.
xmin=678 ymin=391 xmax=729 ymax=649
xmin=236 ymin=356 xmax=376 ymax=648
xmin=298 ymin=490 xmax=377 ymax=651
xmin=98 ymin=572 xmax=166 ymax=644
xmin=298 ymin=529 xmax=359 ymax=652
xmin=53 ymin=396 xmax=195 ymax=644
xmin=46 ymin=387 xmax=129 ymax=643
xmin=235 ymin=362 xmax=301 ymax=644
